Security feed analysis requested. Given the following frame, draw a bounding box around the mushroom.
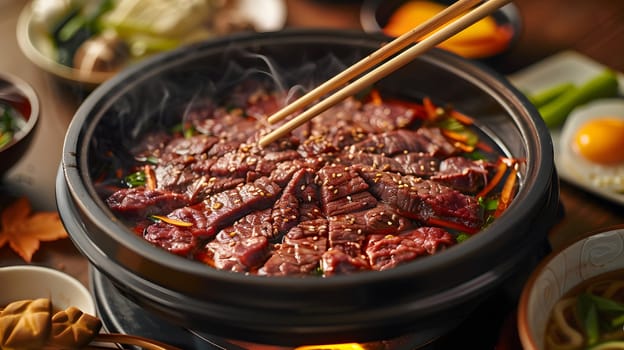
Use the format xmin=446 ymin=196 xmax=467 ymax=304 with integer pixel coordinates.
xmin=73 ymin=30 xmax=129 ymax=73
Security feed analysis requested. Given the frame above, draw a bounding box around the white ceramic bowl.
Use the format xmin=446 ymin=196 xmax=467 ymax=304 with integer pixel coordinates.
xmin=517 ymin=225 xmax=624 ymax=350
xmin=0 ymin=265 xmax=95 ymax=315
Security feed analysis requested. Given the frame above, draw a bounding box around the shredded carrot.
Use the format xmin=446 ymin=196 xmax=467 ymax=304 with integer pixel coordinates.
xmin=151 ymin=215 xmax=193 ymax=227
xmin=426 ymin=217 xmax=479 ymax=235
xmin=144 ymin=164 xmax=156 ymax=190
xmin=454 ymin=142 xmax=475 ymax=153
xmin=476 ymin=140 xmax=495 ymax=153
xmin=442 ymin=129 xmax=469 ymax=143
xmin=370 ymin=89 xmax=383 ymax=105
xmin=450 ymin=109 xmax=474 ymax=125
xmin=476 ymin=159 xmax=508 ymax=198
xmin=423 ymin=97 xmax=438 ymax=120
xmin=494 ymin=165 xmax=518 ymax=217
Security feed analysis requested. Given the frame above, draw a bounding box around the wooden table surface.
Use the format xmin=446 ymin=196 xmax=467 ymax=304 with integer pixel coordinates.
xmin=1 ymin=0 xmax=623 ymax=347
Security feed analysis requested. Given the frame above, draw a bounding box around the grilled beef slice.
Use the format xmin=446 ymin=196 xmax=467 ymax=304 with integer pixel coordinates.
xmin=143 ymin=177 xmax=282 ymax=252
xmin=359 ymin=168 xmax=483 ymax=230
xmin=365 ymin=227 xmax=455 ymax=271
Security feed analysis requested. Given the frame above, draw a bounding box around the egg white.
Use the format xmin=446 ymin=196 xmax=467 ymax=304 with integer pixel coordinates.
xmin=559 ymin=98 xmax=624 ymax=192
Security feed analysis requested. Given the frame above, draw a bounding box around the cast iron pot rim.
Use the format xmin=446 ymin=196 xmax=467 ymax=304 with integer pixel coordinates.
xmin=61 ymin=29 xmax=554 ymax=289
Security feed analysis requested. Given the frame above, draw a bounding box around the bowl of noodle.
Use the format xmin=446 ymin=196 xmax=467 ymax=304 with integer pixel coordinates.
xmin=518 ymin=225 xmax=624 ymax=350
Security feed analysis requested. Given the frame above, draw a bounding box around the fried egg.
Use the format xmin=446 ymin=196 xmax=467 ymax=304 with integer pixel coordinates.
xmin=559 ymin=98 xmax=624 ymax=192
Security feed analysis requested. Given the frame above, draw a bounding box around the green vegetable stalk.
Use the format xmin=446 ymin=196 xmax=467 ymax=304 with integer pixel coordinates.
xmin=535 ymin=69 xmax=619 ymax=128
xmin=527 ymin=82 xmax=575 ymax=108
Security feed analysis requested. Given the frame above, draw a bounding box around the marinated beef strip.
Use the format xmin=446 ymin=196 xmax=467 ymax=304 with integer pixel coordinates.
xmin=355 ymin=99 xmax=420 ymax=132
xmin=210 ymin=148 xmax=301 ymax=178
xmin=311 ymin=96 xmax=419 ymax=135
xmin=336 ymin=152 xmax=405 ymax=174
xmin=321 ymin=249 xmax=370 ymax=276
xmin=365 ymin=227 xmax=455 ymax=271
xmin=160 ymin=134 xmax=220 ymax=160
xmin=323 ymin=191 xmax=377 ymax=217
xmin=259 ymin=218 xmax=329 ymax=276
xmin=348 ymin=127 xmax=456 ymax=157
xmin=429 ymin=156 xmax=494 ymax=194
xmin=328 ymin=205 xmax=411 ymax=254
xmin=271 ymin=168 xmax=318 ymax=236
xmin=144 ymin=177 xmax=282 ymax=253
xmin=193 ymin=108 xmax=259 ymax=143
xmin=209 ymin=170 xmax=324 ymax=275
xmin=359 ymin=168 xmax=483 ymax=231
xmin=317 ymin=164 xmax=370 ymax=206
xmin=143 ymin=220 xmax=199 ymax=256
xmin=393 ymin=153 xmax=441 ymax=178
xmin=106 ymin=188 xmax=189 ymax=219
xmin=201 ymin=209 xmax=273 ymax=272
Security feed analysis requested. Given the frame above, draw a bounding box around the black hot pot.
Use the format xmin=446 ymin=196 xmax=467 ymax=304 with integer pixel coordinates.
xmin=57 ymin=30 xmax=559 ymax=346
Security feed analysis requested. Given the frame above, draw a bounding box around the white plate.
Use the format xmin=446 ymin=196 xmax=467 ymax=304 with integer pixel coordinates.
xmin=508 ymin=51 xmax=624 ymax=205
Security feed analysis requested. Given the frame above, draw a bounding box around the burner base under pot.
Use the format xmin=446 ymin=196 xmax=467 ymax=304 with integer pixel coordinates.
xmin=90 ymin=239 xmax=547 ymax=350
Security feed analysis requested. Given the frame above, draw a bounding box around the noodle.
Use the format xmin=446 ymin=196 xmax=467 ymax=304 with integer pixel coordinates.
xmin=544 ymin=270 xmax=624 ymax=350
xmin=546 ymin=298 xmax=584 ymax=350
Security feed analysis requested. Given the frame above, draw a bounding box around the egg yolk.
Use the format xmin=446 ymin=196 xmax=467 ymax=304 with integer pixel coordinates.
xmin=573 ymin=117 xmax=624 ymax=165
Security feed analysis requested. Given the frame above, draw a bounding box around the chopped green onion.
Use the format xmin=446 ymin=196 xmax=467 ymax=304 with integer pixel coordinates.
xmin=438 ymin=116 xmax=465 ymax=131
xmin=456 ymin=233 xmax=470 ymax=243
xmin=464 ymin=150 xmax=487 ymax=160
xmin=579 ymin=293 xmax=602 ymax=346
xmin=124 ymin=170 xmax=146 ymax=187
xmin=58 ymin=14 xmax=87 ymax=42
xmin=479 ymin=197 xmax=499 ymax=211
xmin=611 ymin=314 xmax=624 ymax=328
xmin=587 ymin=293 xmax=624 ymax=313
xmin=171 ymin=122 xmax=196 ymax=137
xmin=183 ymin=125 xmax=196 ymax=139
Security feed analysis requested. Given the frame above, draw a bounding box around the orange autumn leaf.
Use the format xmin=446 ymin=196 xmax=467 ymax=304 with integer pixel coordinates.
xmin=0 ymin=197 xmax=68 ymax=262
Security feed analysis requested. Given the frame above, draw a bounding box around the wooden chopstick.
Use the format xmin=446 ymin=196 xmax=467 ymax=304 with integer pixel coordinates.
xmin=267 ymin=0 xmax=481 ymax=125
xmin=258 ymin=0 xmax=512 ymax=147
